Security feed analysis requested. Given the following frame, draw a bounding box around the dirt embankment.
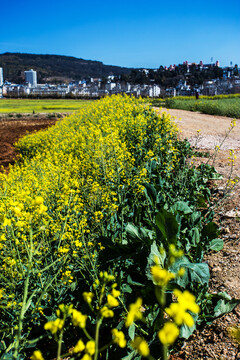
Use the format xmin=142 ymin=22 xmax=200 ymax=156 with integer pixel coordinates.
xmin=0 ymin=114 xmax=59 ymax=171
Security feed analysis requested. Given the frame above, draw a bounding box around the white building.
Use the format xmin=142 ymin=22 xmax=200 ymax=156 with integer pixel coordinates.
xmin=152 ymin=85 xmax=161 ymax=97
xmin=0 ymin=68 xmax=3 ymax=97
xmin=25 ymin=69 xmax=37 ymax=87
xmin=105 ymin=82 xmax=116 ymax=91
xmin=0 ymin=67 xmax=3 ymax=86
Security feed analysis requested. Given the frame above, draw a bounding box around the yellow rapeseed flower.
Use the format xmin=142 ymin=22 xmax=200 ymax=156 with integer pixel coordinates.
xmin=131 ymin=336 xmax=150 ymax=357
xmin=107 ymin=294 xmax=119 ymax=308
xmin=100 ymin=306 xmax=114 ymax=318
xmin=30 ymin=350 xmax=44 ymax=360
xmin=34 ymin=196 xmax=44 ymax=205
xmin=151 ymin=265 xmax=175 ymax=286
xmin=73 ymin=339 xmax=85 ymax=353
xmin=165 ymin=302 xmax=194 ymax=327
xmin=174 ymin=289 xmax=200 ymax=314
xmin=111 ymin=288 xmax=121 ymax=298
xmin=112 ymin=328 xmax=127 ymax=348
xmin=165 ymin=289 xmax=200 ymax=327
xmin=81 ymin=354 xmax=92 ymax=360
xmin=158 ymin=322 xmax=179 ymax=345
xmin=125 ymin=298 xmax=143 ymax=327
xmin=85 ymin=340 xmax=95 ymax=356
xmin=83 ymin=291 xmax=94 ymax=304
xmin=44 ymin=318 xmax=64 ymax=334
xmin=72 ymin=309 xmax=87 ymax=328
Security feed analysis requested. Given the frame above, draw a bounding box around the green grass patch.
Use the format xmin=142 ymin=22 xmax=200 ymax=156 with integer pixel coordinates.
xmin=0 ymin=98 xmax=93 ymax=114
xmin=165 ymin=96 xmax=240 ymax=118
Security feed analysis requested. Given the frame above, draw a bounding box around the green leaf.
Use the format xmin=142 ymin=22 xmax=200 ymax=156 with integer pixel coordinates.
xmin=122 ymin=350 xmax=138 ymax=360
xmin=170 ymin=257 xmax=210 ymax=287
xmin=198 ymin=291 xmax=240 ymax=325
xmin=191 ymin=228 xmax=200 ymax=246
xmin=172 ymin=201 xmax=192 ymax=215
xmin=146 ymin=241 xmax=166 ymax=281
xmin=70 ymin=282 xmax=77 ymax=291
xmin=214 ymin=299 xmax=240 ymax=318
xmin=201 ymin=222 xmax=219 ymax=241
xmin=216 ymin=292 xmax=232 ymax=301
xmin=126 ymin=223 xmax=142 ymax=243
xmin=128 ymin=323 xmax=135 ymax=340
xmin=122 ymin=284 xmax=132 ymax=293
xmin=209 ymin=238 xmax=223 ymax=251
xmin=127 ymin=275 xmax=144 ymax=287
xmin=155 ymin=209 xmax=179 ymax=244
xmin=197 ymin=195 xmax=208 ymax=208
xmin=190 ymin=211 xmax=201 ymax=226
xmin=148 ymin=241 xmax=165 ymax=267
xmin=180 ymin=323 xmax=195 ymax=339
xmin=1 ymin=352 xmax=16 ymax=360
xmin=144 ymin=182 xmax=157 ymax=206
xmin=180 ymin=314 xmax=198 ymax=339
xmin=125 ymin=223 xmax=150 ymax=246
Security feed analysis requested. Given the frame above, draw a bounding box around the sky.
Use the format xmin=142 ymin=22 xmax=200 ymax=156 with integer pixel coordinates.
xmin=1 ymin=0 xmax=240 ymax=69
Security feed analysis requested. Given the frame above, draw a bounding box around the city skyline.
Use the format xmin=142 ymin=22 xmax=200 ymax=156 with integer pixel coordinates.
xmin=1 ymin=0 xmax=240 ymax=69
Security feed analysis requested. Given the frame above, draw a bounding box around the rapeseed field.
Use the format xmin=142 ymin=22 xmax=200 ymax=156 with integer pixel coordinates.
xmin=0 ymin=95 xmax=236 ymax=360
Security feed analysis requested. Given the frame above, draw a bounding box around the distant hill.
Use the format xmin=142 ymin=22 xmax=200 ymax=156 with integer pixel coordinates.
xmin=0 ymin=52 xmax=133 ymax=83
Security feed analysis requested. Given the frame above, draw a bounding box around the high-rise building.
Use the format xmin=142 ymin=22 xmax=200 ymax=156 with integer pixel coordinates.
xmin=25 ymin=69 xmax=37 ymax=87
xmin=0 ymin=67 xmax=3 ymax=86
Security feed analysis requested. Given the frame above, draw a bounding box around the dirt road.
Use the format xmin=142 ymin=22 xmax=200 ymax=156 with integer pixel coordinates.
xmin=157 ymin=108 xmax=240 ymax=360
xmin=157 ymin=107 xmax=240 ymax=179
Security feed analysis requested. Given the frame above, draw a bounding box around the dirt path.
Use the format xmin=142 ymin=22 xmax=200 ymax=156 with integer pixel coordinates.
xmin=157 ymin=108 xmax=240 ymax=359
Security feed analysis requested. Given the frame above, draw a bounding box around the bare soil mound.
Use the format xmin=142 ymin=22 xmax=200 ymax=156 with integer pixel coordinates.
xmin=0 ymin=115 xmax=58 ymax=171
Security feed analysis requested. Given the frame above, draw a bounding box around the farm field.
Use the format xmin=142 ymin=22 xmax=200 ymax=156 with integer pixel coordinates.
xmin=0 ymin=98 xmax=92 ymax=114
xmin=0 ymin=96 xmax=240 ymax=360
xmin=165 ymin=96 xmax=240 ymax=119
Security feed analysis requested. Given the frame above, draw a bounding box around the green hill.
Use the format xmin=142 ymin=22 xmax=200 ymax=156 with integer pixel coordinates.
xmin=0 ymin=52 xmax=133 ymax=83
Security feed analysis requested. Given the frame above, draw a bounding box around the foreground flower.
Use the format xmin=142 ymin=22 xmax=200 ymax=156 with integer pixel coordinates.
xmin=81 ymin=354 xmax=92 ymax=360
xmin=158 ymin=321 xmax=179 ymax=345
xmin=112 ymin=328 xmax=127 ymax=348
xmin=165 ymin=302 xmax=194 ymax=327
xmin=174 ymin=289 xmax=200 ymax=314
xmin=151 ymin=265 xmax=175 ymax=286
xmin=100 ymin=306 xmax=114 ymax=318
xmin=107 ymin=294 xmax=119 ymax=308
xmin=125 ymin=298 xmax=143 ymax=327
xmin=165 ymin=290 xmax=200 ymax=327
xmin=73 ymin=339 xmax=85 ymax=353
xmin=111 ymin=288 xmax=121 ymax=298
xmin=85 ymin=340 xmax=95 ymax=356
xmin=131 ymin=336 xmax=150 ymax=357
xmin=30 ymin=350 xmax=44 ymax=360
xmin=44 ymin=318 xmax=64 ymax=334
xmin=83 ymin=291 xmax=94 ymax=304
xmin=72 ymin=309 xmax=87 ymax=328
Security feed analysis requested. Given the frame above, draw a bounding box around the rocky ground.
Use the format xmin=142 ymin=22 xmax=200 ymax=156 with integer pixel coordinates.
xmin=0 ymin=109 xmax=240 ymax=359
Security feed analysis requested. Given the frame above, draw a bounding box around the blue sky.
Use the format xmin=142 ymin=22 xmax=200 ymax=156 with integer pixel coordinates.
xmin=1 ymin=0 xmax=240 ymax=68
